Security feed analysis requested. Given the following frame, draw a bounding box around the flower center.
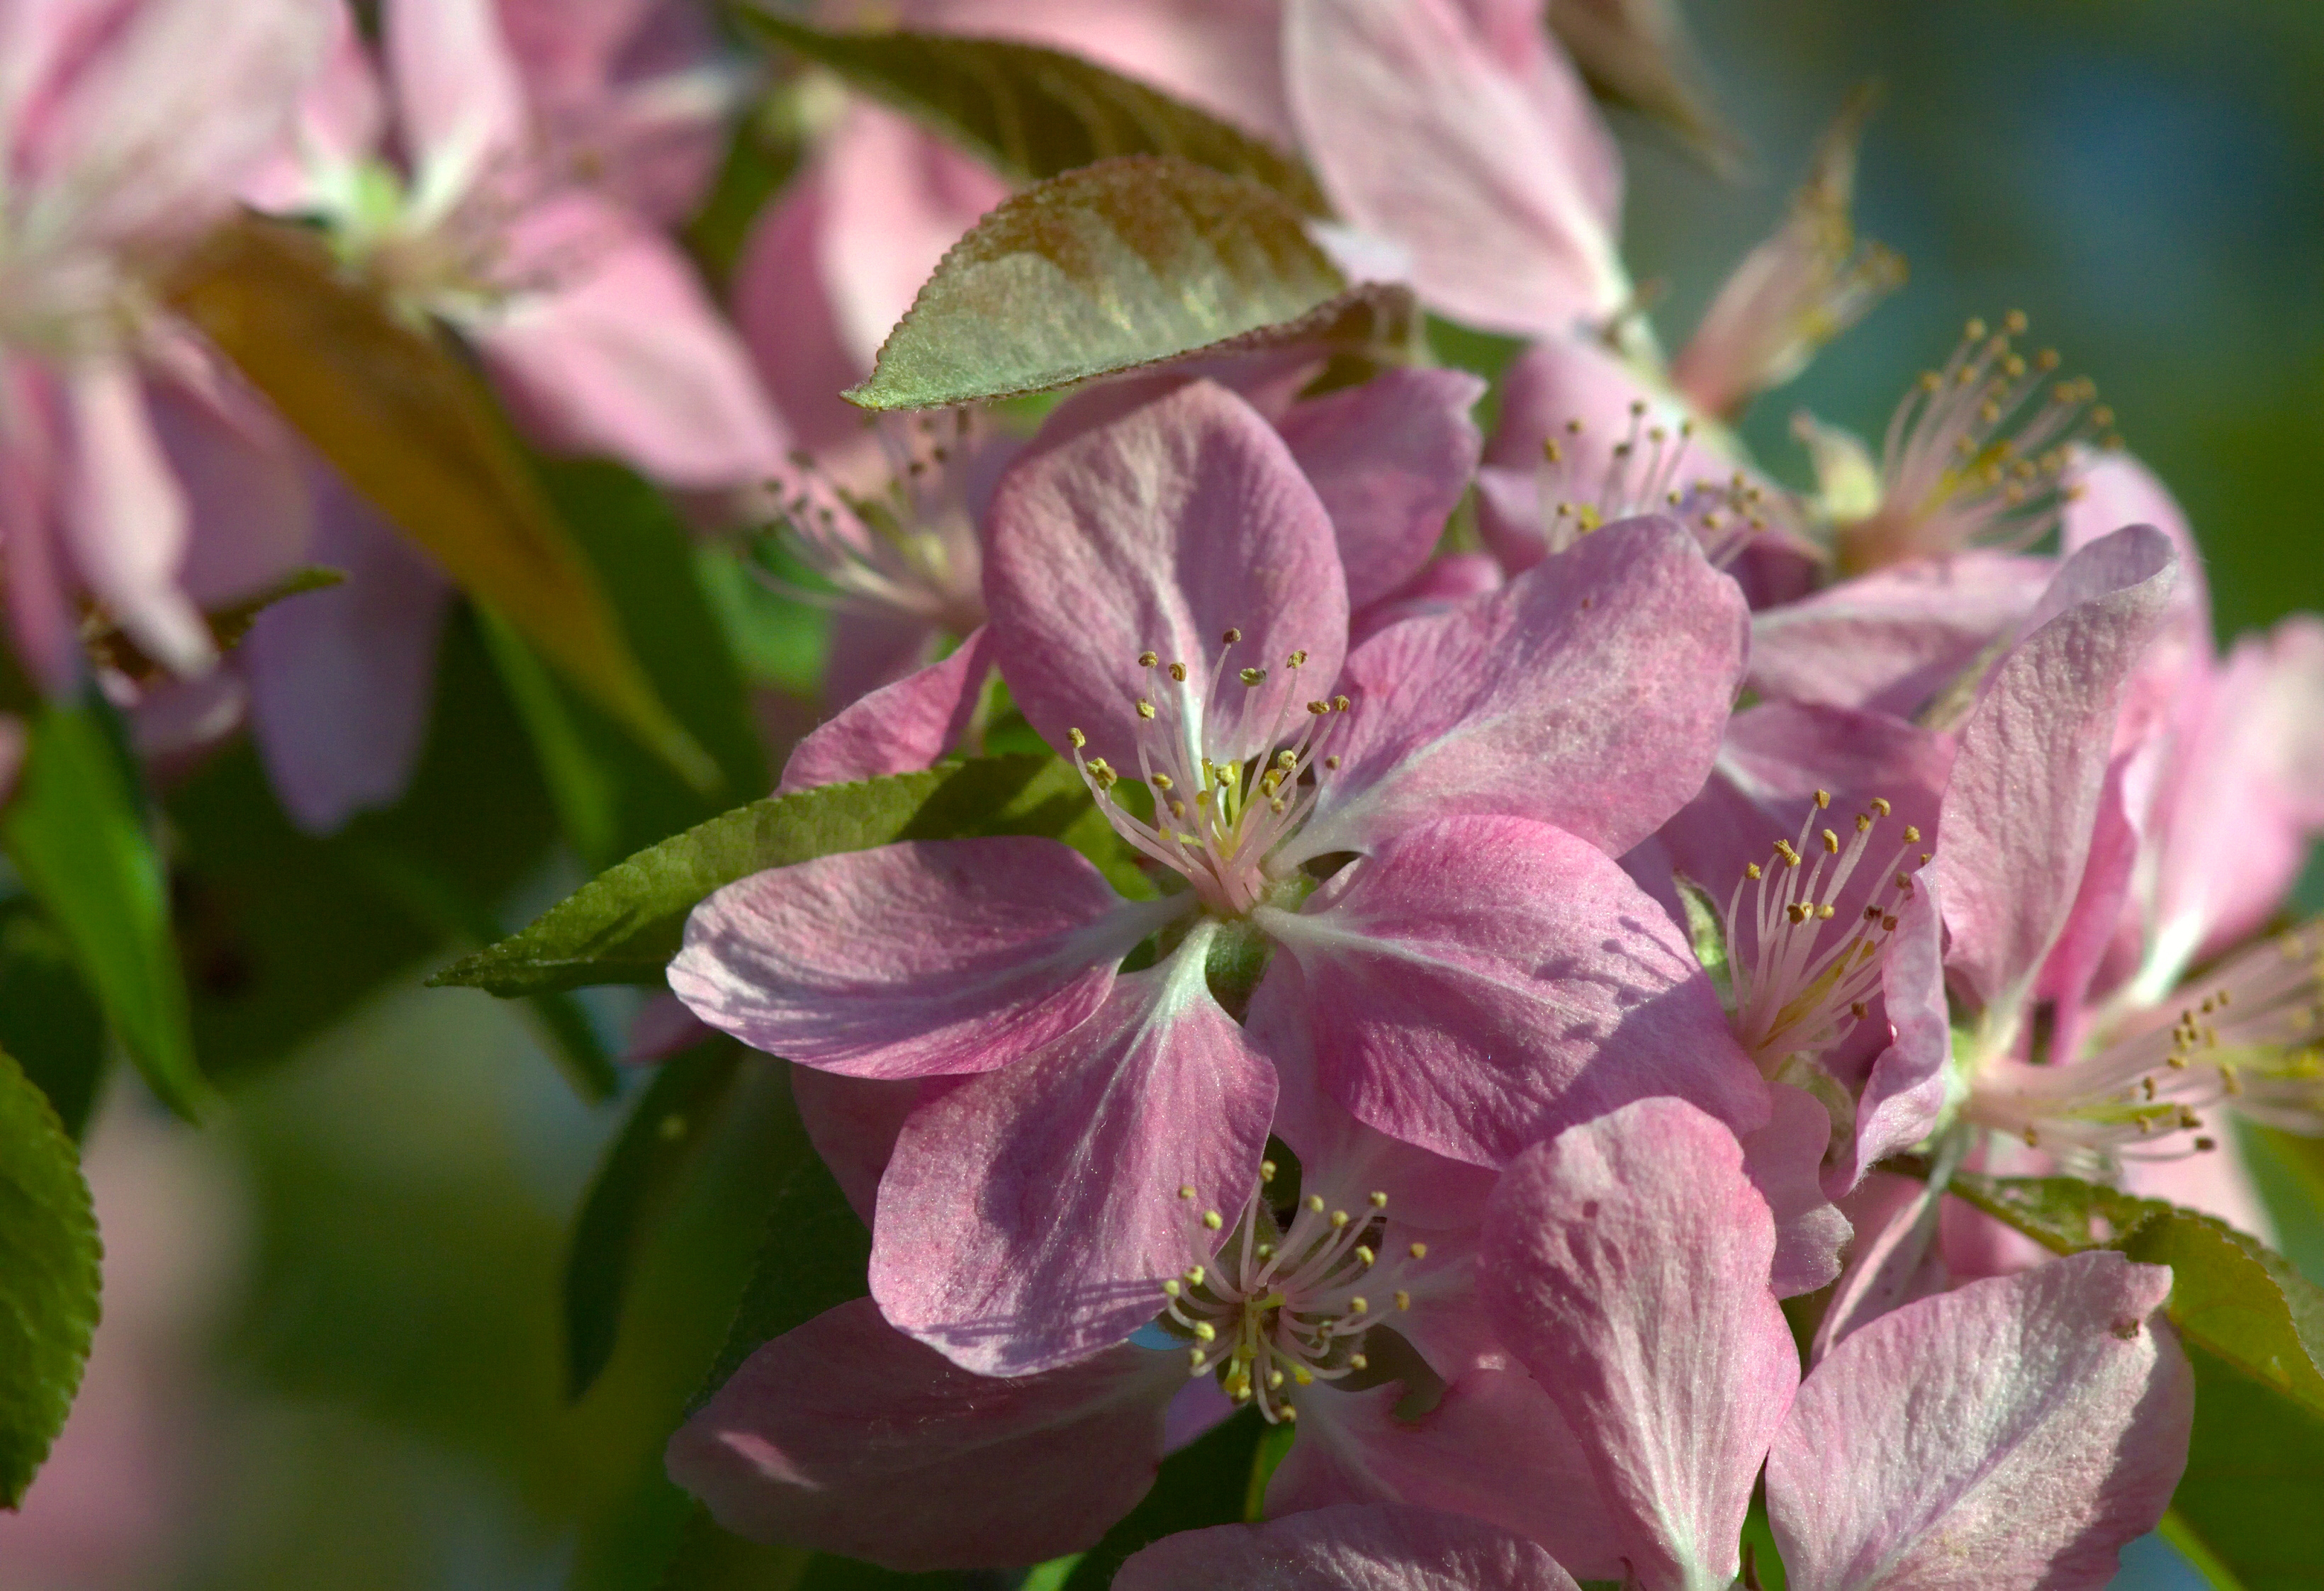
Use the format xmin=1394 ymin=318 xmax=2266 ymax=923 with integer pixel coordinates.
xmin=1155 ymin=1171 xmax=1420 ymax=1425
xmin=1724 ymin=790 xmax=1927 ymax=1073
xmin=1069 ymin=630 xmax=1349 ymax=916
xmin=1529 ymin=401 xmax=1773 ymax=566
xmin=1835 ymin=312 xmax=2116 ymax=572
xmin=763 ymin=412 xmax=986 ymax=632
xmin=1965 ymin=921 xmax=2324 ymax=1166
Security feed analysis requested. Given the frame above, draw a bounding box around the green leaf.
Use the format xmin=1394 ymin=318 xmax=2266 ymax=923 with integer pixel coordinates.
xmin=0 ymin=904 xmax=108 ymax=1142
xmin=2161 ymin=1344 xmax=2324 ymax=1590
xmin=164 ymin=215 xmax=715 ymax=789
xmin=1059 ymin=1408 xmax=1262 ymax=1589
xmin=1673 ymin=872 xmax=1733 ymax=1006
xmin=565 ymin=1040 xmax=747 ymax=1399
xmin=0 ymin=1045 xmax=102 ymax=1507
xmin=695 ymin=1147 xmax=872 ymax=1410
xmin=847 ymin=154 xmax=1362 ymax=411
xmin=1938 ymin=1169 xmax=2324 ymax=1419
xmin=1 ymin=699 xmax=205 ymax=1118
xmin=432 ymin=754 xmax=1125 ymax=997
xmin=651 ymin=1505 xmax=813 ymax=1590
xmin=739 ymin=11 xmax=1327 ymax=212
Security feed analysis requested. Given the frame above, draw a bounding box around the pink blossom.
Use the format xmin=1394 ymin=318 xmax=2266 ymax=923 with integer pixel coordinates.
xmin=1478 ymin=1097 xmax=2193 ymax=1591
xmin=0 ymin=0 xmax=328 ymax=692
xmin=667 ymin=1051 xmax=1614 ymax=1573
xmin=254 ymin=0 xmax=783 ymax=493
xmin=669 ymin=378 xmax=1757 ymax=1375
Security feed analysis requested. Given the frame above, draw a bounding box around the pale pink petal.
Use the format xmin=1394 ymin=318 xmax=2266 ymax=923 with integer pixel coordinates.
xmin=1349 ymin=551 xmax=1503 ymax=646
xmin=1747 ymin=552 xmax=2054 ymax=716
xmin=1745 ymin=1082 xmax=1849 ymax=1297
xmin=1162 ymin=1373 xmax=1237 ymax=1453
xmin=2121 ymin=1137 xmax=2277 ymax=1246
xmin=0 ymin=363 xmax=80 ymax=692
xmin=23 ymin=0 xmax=331 ymax=247
xmin=984 ymin=379 xmax=1348 ymax=772
xmin=386 ymin=0 xmax=529 ymax=201
xmin=476 ymin=193 xmax=789 ymax=490
xmin=142 ymin=352 xmax=309 ymax=607
xmin=60 ymin=359 xmax=208 ymax=676
xmin=244 ymin=467 xmax=449 ymax=833
xmin=624 ymin=991 xmax=712 ymax=1063
xmin=2032 ymin=751 xmax=2140 ymax=1062
xmin=1931 ymin=526 xmax=2177 ymax=1045
xmin=669 ymin=837 xmax=1174 ymax=1080
xmin=869 ymin=929 xmax=1276 ymax=1373
xmin=1768 ymin=1252 xmax=2192 ymax=1591
xmin=1269 ymin=1369 xmax=1623 ymax=1582
xmin=731 ymin=162 xmax=880 ymax=461
xmin=1276 ymin=368 xmax=1486 ymax=609
xmin=790 ymin=1067 xmax=925 ymax=1226
xmin=237 ymin=4 xmax=387 ymax=211
xmin=778 ymin=628 xmax=993 ymax=793
xmin=1812 ymin=1167 xmax=1947 ymax=1359
xmin=816 ymin=101 xmax=1010 ymax=371
xmin=1286 ymin=517 xmax=1746 ymax=865
xmin=821 ymin=607 xmax=943 ymax=709
xmin=1285 ymin=0 xmax=1626 ymax=336
xmin=1117 ymin=1502 xmax=1584 ymax=1591
xmin=668 ymin=1297 xmax=1179 ymax=1571
xmin=1831 ymin=875 xmax=1949 ymax=1193
xmin=2062 ymin=449 xmax=2208 ymax=639
xmin=1254 ymin=816 xmax=1765 ymax=1168
xmin=1479 ymin=1098 xmax=1798 ymax=1591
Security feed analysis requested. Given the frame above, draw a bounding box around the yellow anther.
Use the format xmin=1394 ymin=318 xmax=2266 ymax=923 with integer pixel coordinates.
xmin=1774 ymin=839 xmax=1802 ymax=867
xmin=1193 ymin=1322 xmax=1216 ymax=1342
xmin=1332 ymin=695 xmax=1350 ymax=712
xmin=1368 ymin=1191 xmax=1388 ymax=1208
xmin=1069 ymin=728 xmax=1087 ymax=748
xmin=1292 ymin=1366 xmax=1313 ymax=1386
xmin=1745 ymin=862 xmax=1763 ymax=881
xmin=1408 ymin=1242 xmax=1428 ymax=1260
xmin=1787 ymin=904 xmax=1810 ymax=925
xmin=1139 ymin=651 xmax=1159 ymax=668
xmin=1179 ymin=1185 xmax=1196 ymax=1201
xmin=1221 ymin=627 xmax=1242 ymax=645
xmin=1393 ymin=1290 xmax=1411 ymax=1310
xmin=1814 ymin=789 xmax=1831 ymax=809
xmin=1354 ymin=1246 xmax=1376 ymax=1266
xmin=1162 ymin=1278 xmax=1180 ymax=1297
xmin=1902 ymin=826 xmax=1921 ymax=843
xmin=1822 ymin=828 xmax=1841 ymax=853
xmin=1330 ymin=1209 xmax=1350 ymax=1229
xmin=1203 ymin=1209 xmax=1224 ymax=1230
xmin=1190 ymin=1348 xmax=1207 ymax=1370
xmin=1240 ymin=666 xmax=1267 ymax=687
xmin=1348 ymin=1353 xmax=1368 ymax=1370
xmin=1347 ymin=1297 xmax=1368 ymax=1315
xmin=1324 ymin=755 xmax=1342 ymax=770
xmin=1259 ymin=1159 xmax=1278 ymax=1181
xmin=1136 ymin=699 xmax=1157 ymax=719
xmin=1307 ymin=1195 xmax=1325 ymax=1213
xmin=1168 ymin=662 xmax=1188 ymax=682
xmin=1306 ymin=699 xmax=1329 ymax=716
xmin=1817 ymin=904 xmax=1836 ymax=920
xmin=1856 ymin=813 xmax=1873 ymax=833
xmin=1267 ymin=1369 xmax=1285 ymax=1389
xmin=1287 ymin=649 xmax=1308 ymax=668
xmin=1184 ymin=1265 xmax=1206 ymax=1286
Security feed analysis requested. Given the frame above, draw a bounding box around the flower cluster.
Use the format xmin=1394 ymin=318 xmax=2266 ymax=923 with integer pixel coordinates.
xmin=4 ymin=1 xmax=2320 ymax=1588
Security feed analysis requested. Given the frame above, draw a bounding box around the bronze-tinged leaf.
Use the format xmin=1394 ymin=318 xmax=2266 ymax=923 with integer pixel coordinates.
xmin=164 ymin=215 xmax=714 ymax=787
xmin=848 ymin=155 xmax=1358 ymax=411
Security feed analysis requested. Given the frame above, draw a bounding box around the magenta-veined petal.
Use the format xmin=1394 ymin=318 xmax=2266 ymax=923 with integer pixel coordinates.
xmin=1768 ymin=1252 xmax=2191 ymax=1591
xmin=1276 ymin=366 xmax=1486 ymax=610
xmin=1931 ymin=525 xmax=2177 ymax=1051
xmin=667 ymin=1297 xmax=1179 ymax=1572
xmin=1744 ymin=1082 xmax=1850 ymax=1298
xmin=1117 ymin=1502 xmax=1585 ymax=1591
xmin=984 ymin=379 xmax=1348 ymax=772
xmin=869 ymin=926 xmax=1276 ymax=1374
xmin=60 ymin=359 xmax=208 ymax=677
xmin=1285 ymin=517 xmax=1746 ymax=866
xmin=1257 ymin=816 xmax=1763 ymax=1168
xmin=670 ymin=838 xmax=1179 ymax=1080
xmin=1285 ymin=0 xmax=1626 ymax=337
xmin=778 ymin=628 xmax=994 ymax=794
xmin=1479 ymin=1098 xmax=1799 ymax=1591
xmin=1830 ymin=873 xmax=1949 ymax=1195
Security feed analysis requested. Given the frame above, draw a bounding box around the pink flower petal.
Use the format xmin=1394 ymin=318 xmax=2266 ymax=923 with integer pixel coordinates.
xmin=1748 ymin=552 xmax=2053 ymax=717
xmin=142 ymin=351 xmax=310 ymax=610
xmin=1479 ymin=1098 xmax=1799 ymax=1591
xmin=1931 ymin=526 xmax=2177 ymax=1045
xmin=1831 ymin=873 xmax=1949 ymax=1194
xmin=669 ymin=838 xmax=1175 ymax=1080
xmin=1285 ymin=0 xmax=1626 ymax=336
xmin=1256 ymin=816 xmax=1764 ymax=1168
xmin=1768 ymin=1252 xmax=2192 ymax=1591
xmin=984 ymin=379 xmax=1348 ymax=773
xmin=386 ymin=0 xmax=529 ymax=199
xmin=778 ymin=627 xmax=993 ymax=794
xmin=476 ymin=193 xmax=789 ymax=490
xmin=1744 ymin=1082 xmax=1851 ymax=1298
xmin=667 ymin=1297 xmax=1179 ymax=1571
xmin=1269 ymin=1369 xmax=1622 ymax=1581
xmin=60 ymin=359 xmax=208 ymax=676
xmin=1286 ymin=517 xmax=1746 ymax=866
xmin=1276 ymin=367 xmax=1486 ymax=610
xmin=869 ymin=930 xmax=1275 ymax=1374
xmin=243 ymin=464 xmax=450 ymax=833
xmin=790 ymin=1067 xmax=922 ymax=1225
xmin=731 ymin=160 xmax=880 ymax=461
xmin=1116 ymin=1502 xmax=1585 ymax=1591
xmin=1349 ymin=551 xmax=1504 ymax=646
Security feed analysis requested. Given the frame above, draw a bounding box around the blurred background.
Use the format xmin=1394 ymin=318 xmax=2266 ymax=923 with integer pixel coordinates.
xmin=4 ymin=3 xmax=2320 ymax=1587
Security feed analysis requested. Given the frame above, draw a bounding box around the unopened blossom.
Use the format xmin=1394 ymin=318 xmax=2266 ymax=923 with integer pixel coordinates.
xmin=1477 ymin=1097 xmax=2192 ymax=1591
xmin=1800 ymin=311 xmax=2116 ymax=574
xmin=670 ymin=378 xmax=1759 ymax=1376
xmin=0 ymin=0 xmax=327 ymax=694
xmin=668 ymin=1059 xmax=1621 ymax=1574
